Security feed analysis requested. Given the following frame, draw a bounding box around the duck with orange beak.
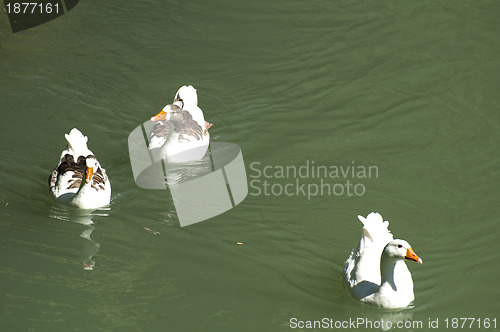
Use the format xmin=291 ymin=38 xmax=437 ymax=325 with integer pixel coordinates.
xmin=343 ymin=212 xmax=423 ymax=308
xmin=148 ymin=86 xmax=211 ymax=163
xmin=49 ymin=129 xmax=111 ymax=209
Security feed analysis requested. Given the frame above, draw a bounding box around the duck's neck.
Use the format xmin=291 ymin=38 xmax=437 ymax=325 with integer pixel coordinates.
xmin=159 ymin=121 xmax=181 ymax=160
xmin=77 ymin=176 xmax=94 ymax=194
xmin=71 ymin=176 xmax=94 ymax=208
xmin=380 ymin=256 xmax=412 ymax=292
xmin=165 ymin=121 xmax=181 ymax=146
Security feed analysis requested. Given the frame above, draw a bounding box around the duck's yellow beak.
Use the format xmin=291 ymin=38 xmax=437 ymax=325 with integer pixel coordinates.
xmin=150 ymin=110 xmax=167 ymax=121
xmin=85 ymin=167 xmax=94 ymax=184
xmin=405 ymin=248 xmax=423 ymax=264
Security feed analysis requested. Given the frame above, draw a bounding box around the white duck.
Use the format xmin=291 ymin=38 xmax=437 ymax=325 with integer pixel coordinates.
xmin=49 ymin=128 xmax=111 ymax=209
xmin=148 ymin=85 xmax=211 ymax=163
xmin=343 ymin=212 xmax=422 ymax=308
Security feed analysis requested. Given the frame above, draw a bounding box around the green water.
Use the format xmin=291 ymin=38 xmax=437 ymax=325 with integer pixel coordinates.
xmin=1 ymin=1 xmax=499 ymax=331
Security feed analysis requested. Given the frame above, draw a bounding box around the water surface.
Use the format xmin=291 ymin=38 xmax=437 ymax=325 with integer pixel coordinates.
xmin=0 ymin=1 xmax=499 ymax=331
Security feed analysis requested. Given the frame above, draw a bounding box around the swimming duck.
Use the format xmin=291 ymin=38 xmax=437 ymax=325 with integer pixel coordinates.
xmin=49 ymin=128 xmax=111 ymax=209
xmin=343 ymin=212 xmax=422 ymax=308
xmin=149 ymin=85 xmax=211 ymax=163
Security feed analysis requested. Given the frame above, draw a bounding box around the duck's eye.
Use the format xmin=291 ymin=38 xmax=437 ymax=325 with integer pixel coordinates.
xmin=397 ymin=244 xmax=403 ymax=248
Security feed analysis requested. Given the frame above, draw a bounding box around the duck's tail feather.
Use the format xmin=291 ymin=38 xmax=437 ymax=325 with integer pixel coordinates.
xmin=343 ymin=212 xmax=394 ymax=290
xmin=65 ymin=128 xmax=89 ymax=155
xmin=175 ymin=85 xmax=198 ymax=106
xmin=357 ymin=212 xmax=393 ymax=254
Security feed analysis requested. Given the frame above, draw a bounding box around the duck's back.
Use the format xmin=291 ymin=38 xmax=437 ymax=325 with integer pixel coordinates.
xmin=343 ymin=213 xmax=393 ymax=300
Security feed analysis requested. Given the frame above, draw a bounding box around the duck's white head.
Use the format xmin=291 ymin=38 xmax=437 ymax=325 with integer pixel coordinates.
xmin=174 ymin=85 xmax=198 ymax=108
xmin=84 ymin=156 xmax=99 ymax=184
xmin=383 ymin=239 xmax=423 ymax=264
xmin=65 ymin=128 xmax=89 ymax=154
xmin=150 ymin=104 xmax=183 ymax=123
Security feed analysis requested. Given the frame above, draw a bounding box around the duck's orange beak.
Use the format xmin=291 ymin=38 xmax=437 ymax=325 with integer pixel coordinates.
xmin=85 ymin=167 xmax=94 ymax=184
xmin=150 ymin=110 xmax=167 ymax=121
xmin=405 ymin=248 xmax=423 ymax=264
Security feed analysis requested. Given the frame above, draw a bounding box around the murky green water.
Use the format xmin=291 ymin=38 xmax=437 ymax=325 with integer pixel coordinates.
xmin=1 ymin=1 xmax=499 ymax=331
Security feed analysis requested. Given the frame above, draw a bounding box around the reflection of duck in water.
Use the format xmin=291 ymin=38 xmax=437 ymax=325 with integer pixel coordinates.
xmin=148 ymin=85 xmax=212 ymax=163
xmin=49 ymin=128 xmax=111 ymax=209
xmin=49 ymin=206 xmax=101 ymax=270
xmin=80 ymin=223 xmax=100 ymax=271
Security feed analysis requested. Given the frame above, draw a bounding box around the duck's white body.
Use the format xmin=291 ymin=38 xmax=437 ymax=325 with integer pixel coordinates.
xmin=49 ymin=128 xmax=111 ymax=209
xmin=148 ymin=85 xmax=210 ymax=163
xmin=343 ymin=212 xmax=422 ymax=309
xmin=158 ymin=123 xmax=209 ymax=163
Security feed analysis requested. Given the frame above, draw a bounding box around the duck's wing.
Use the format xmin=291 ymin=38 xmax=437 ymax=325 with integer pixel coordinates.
xmin=147 ymin=111 xmax=205 ymax=146
xmin=178 ymin=110 xmax=204 ymax=142
xmin=148 ymin=121 xmax=170 ymax=150
xmin=91 ymin=162 xmax=110 ymax=191
xmin=343 ymin=213 xmax=393 ymax=297
xmin=49 ymin=154 xmax=86 ymax=199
